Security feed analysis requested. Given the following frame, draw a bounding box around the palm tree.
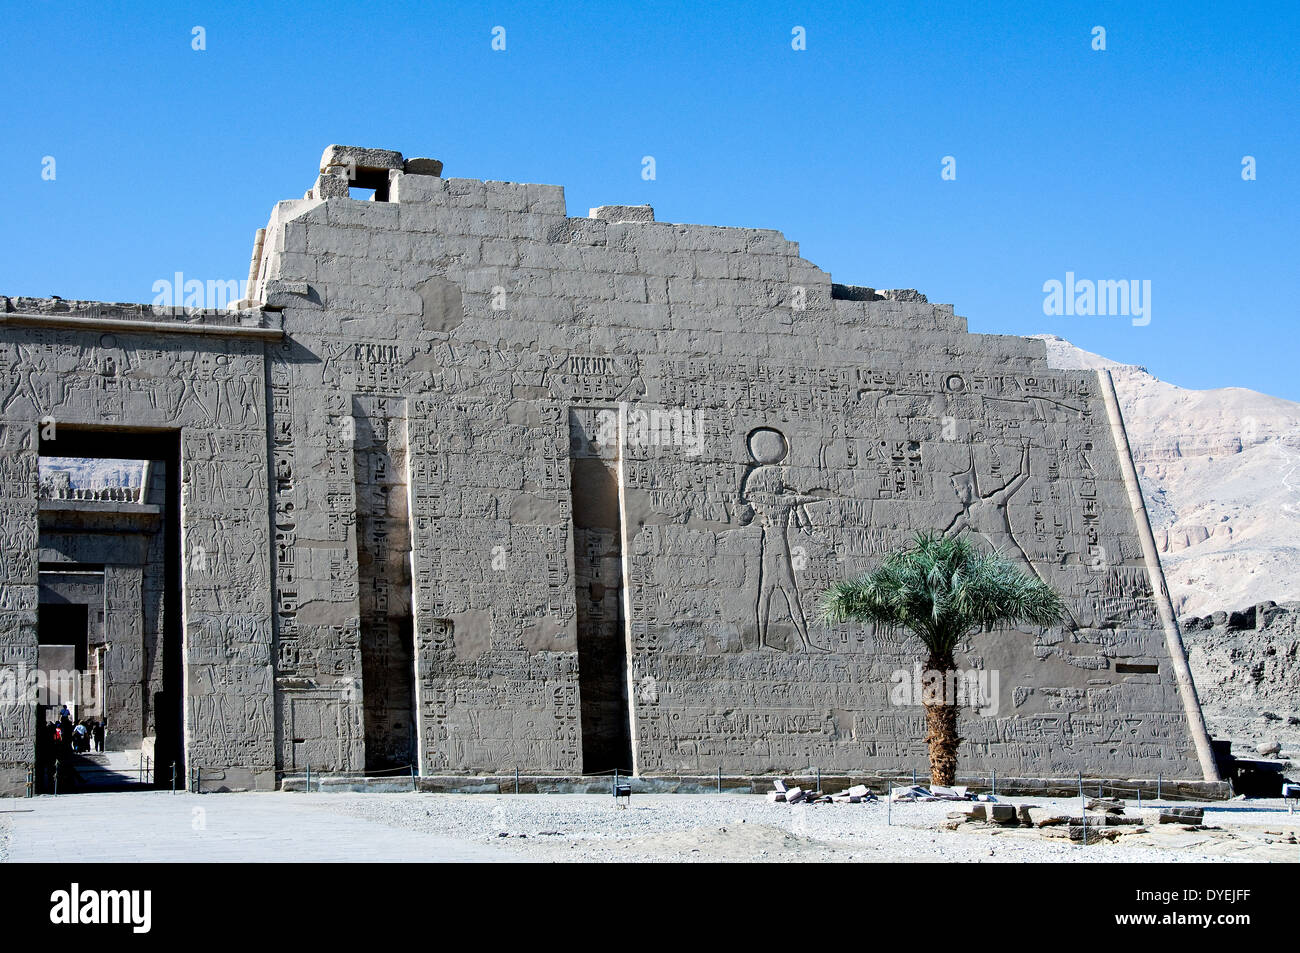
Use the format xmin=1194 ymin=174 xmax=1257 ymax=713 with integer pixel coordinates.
xmin=818 ymin=531 xmax=1067 ymax=787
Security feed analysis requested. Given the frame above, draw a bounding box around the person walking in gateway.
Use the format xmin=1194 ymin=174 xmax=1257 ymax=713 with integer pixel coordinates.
xmin=93 ymin=721 xmax=104 ymax=753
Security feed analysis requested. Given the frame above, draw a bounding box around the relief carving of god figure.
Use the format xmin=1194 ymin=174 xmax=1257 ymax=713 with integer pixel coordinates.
xmin=738 ymin=427 xmax=827 ymax=653
xmin=943 ymin=438 xmax=1076 ymax=628
xmin=944 ymin=439 xmax=1037 ymax=579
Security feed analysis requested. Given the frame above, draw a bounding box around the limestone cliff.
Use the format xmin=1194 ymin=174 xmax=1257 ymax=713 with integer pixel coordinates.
xmin=1039 ymin=335 xmax=1300 ymax=617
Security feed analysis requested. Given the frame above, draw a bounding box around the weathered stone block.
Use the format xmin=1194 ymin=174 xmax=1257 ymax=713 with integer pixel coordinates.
xmin=1159 ymin=807 xmax=1205 ymax=824
xmin=404 ymin=157 xmax=444 ymax=176
xmin=589 ymin=204 xmax=654 ymax=223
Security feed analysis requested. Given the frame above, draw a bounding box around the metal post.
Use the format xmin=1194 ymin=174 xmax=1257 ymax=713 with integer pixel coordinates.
xmin=912 ymin=767 xmax=917 ymax=786
xmin=1080 ymin=782 xmax=1087 ymax=847
xmin=26 ymin=769 xmax=33 ymax=798
xmin=887 ymin=785 xmax=892 ymax=825
xmin=1157 ymin=774 xmax=1162 ymax=800
xmin=411 ymin=764 xmax=416 ymax=792
xmin=306 ymin=764 xmax=311 ymax=793
xmin=515 ymin=767 xmax=519 ymax=795
xmin=54 ymin=761 xmax=59 ymax=796
xmin=197 ymin=766 xmax=202 ymax=794
xmin=992 ymin=768 xmax=996 ymax=797
xmin=172 ymin=763 xmax=176 ymax=794
xmin=1137 ymin=785 xmax=1142 ymax=810
xmin=717 ymin=767 xmax=722 ymax=794
xmin=613 ymin=766 xmax=618 ymax=797
xmin=816 ymin=767 xmax=821 ymax=794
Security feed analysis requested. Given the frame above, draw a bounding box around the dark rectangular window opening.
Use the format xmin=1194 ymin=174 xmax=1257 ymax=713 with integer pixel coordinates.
xmin=1115 ymin=662 xmax=1160 ymax=674
xmin=348 ymin=168 xmax=390 ymax=202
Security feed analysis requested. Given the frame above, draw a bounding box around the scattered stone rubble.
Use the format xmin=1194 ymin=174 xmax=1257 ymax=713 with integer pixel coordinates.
xmin=767 ymin=779 xmax=878 ymax=804
xmin=764 ymin=779 xmax=1030 ymax=806
xmin=889 ymin=784 xmax=992 ymax=802
xmin=945 ymin=796 xmax=1208 ymax=843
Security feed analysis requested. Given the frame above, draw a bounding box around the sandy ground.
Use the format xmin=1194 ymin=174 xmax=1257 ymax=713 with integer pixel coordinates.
xmin=3 ymin=791 xmax=1297 ymax=862
xmin=314 ymin=792 xmax=1300 ymax=863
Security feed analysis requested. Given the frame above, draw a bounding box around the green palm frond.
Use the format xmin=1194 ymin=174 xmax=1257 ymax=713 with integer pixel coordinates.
xmin=818 ymin=531 xmax=1067 ymax=657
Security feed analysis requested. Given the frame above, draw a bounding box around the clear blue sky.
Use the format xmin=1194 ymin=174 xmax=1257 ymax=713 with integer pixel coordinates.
xmin=3 ymin=1 xmax=1296 ymax=398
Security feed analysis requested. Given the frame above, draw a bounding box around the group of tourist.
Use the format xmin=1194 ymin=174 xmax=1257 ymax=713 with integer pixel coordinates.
xmin=33 ymin=705 xmax=106 ymax=792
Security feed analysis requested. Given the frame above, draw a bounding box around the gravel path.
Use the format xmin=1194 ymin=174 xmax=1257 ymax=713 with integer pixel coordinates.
xmin=0 ymin=814 xmax=10 ymax=862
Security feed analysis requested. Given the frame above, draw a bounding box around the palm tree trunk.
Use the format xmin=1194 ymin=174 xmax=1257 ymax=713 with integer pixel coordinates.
xmin=923 ymin=652 xmax=960 ymax=786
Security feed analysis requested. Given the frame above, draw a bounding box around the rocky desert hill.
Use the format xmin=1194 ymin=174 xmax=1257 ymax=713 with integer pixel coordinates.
xmin=1182 ymin=601 xmax=1300 ymax=765
xmin=1037 ymin=335 xmax=1300 ymax=618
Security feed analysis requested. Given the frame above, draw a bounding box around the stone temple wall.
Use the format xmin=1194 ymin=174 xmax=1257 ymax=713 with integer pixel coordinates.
xmin=0 ymin=145 xmax=1216 ymax=791
xmin=0 ymin=304 xmax=277 ymax=792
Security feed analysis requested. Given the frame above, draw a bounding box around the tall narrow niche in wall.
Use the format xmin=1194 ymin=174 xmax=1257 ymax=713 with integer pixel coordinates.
xmin=353 ymin=396 xmax=417 ymax=771
xmin=568 ymin=408 xmax=633 ymax=774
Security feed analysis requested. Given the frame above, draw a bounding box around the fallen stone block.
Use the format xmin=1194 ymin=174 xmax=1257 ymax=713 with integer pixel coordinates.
xmin=1016 ymin=804 xmax=1042 ymax=825
xmin=930 ymin=784 xmax=967 ymax=799
xmin=1066 ymin=812 xmax=1143 ymax=827
xmin=1086 ymin=797 xmax=1126 ymax=814
xmin=1100 ymin=814 xmax=1142 ymax=826
xmin=1159 ymin=807 xmax=1205 ymax=824
xmin=1027 ymin=808 xmax=1069 ymax=827
xmin=891 ymin=784 xmax=935 ymax=801
xmin=986 ymin=803 xmax=1018 ymax=824
xmin=1067 ymin=825 xmax=1122 ymax=842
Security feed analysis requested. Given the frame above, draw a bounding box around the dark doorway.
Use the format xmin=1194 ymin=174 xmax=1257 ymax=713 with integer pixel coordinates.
xmin=37 ymin=428 xmax=183 ymax=788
